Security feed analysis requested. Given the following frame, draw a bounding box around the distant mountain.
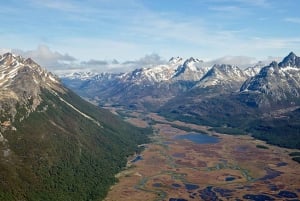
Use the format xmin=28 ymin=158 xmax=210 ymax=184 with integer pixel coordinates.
xmin=194 ymin=64 xmax=247 ymax=91
xmin=61 ymin=52 xmax=300 ymax=148
xmin=0 ymin=53 xmax=150 ymax=200
xmin=61 ymin=71 xmax=97 ymax=80
xmin=243 ymin=63 xmax=264 ymax=77
xmin=159 ymin=52 xmax=300 ymax=148
xmin=240 ymin=52 xmax=300 ymax=108
xmin=62 ymin=57 xmax=210 ymax=110
xmin=172 ymin=57 xmax=209 ymax=81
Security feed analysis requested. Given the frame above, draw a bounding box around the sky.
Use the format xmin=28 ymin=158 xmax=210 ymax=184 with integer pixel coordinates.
xmin=1 ymin=0 xmax=300 ymax=74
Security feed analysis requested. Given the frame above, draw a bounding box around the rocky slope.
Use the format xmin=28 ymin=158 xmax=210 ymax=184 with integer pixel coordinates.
xmin=0 ymin=53 xmax=63 ymax=121
xmin=0 ymin=53 xmax=150 ymax=201
xmin=240 ymin=52 xmax=300 ymax=108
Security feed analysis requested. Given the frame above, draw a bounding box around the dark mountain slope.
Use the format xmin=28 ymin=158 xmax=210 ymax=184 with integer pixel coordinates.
xmin=0 ymin=53 xmax=150 ymax=201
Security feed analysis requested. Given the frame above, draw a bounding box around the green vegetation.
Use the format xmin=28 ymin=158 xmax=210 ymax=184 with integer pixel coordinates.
xmin=292 ymin=157 xmax=300 ymax=163
xmin=0 ymin=89 xmax=151 ymax=201
xmin=164 ymin=123 xmax=208 ymax=134
xmin=209 ymin=127 xmax=245 ymax=135
xmin=159 ymin=100 xmax=300 ymax=149
xmin=248 ymin=113 xmax=300 ymax=149
xmin=289 ymin=152 xmax=300 ymax=163
xmin=256 ymin=144 xmax=269 ymax=149
xmin=289 ymin=152 xmax=300 ymax=157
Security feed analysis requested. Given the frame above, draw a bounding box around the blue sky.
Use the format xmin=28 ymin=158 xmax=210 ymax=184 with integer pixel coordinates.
xmin=1 ymin=0 xmax=300 ymax=73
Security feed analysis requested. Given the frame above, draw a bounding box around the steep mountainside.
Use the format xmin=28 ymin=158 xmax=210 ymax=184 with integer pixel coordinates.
xmin=191 ymin=64 xmax=248 ymax=97
xmin=196 ymin=64 xmax=247 ymax=88
xmin=0 ymin=53 xmax=150 ymax=201
xmin=240 ymin=52 xmax=300 ymax=108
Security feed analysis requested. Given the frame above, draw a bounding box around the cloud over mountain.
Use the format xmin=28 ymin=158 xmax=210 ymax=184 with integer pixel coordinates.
xmin=13 ymin=45 xmax=76 ymax=69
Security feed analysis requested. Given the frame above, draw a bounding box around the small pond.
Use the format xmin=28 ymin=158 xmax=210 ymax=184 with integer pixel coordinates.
xmin=172 ymin=183 xmax=181 ymax=188
xmin=225 ymin=176 xmax=236 ymax=182
xmin=184 ymin=183 xmax=199 ymax=191
xmin=131 ymin=155 xmax=143 ymax=163
xmin=174 ymin=133 xmax=219 ymax=144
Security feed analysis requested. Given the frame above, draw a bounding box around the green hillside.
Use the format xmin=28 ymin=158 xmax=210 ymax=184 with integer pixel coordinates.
xmin=0 ymin=89 xmax=151 ymax=201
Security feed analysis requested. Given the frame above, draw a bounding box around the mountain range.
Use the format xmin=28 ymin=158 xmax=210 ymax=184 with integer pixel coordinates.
xmin=0 ymin=53 xmax=150 ymax=200
xmin=62 ymin=52 xmax=300 ymax=149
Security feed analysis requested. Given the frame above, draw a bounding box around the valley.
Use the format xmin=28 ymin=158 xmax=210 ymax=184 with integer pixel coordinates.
xmin=1 ymin=52 xmax=299 ymax=200
xmin=105 ymin=108 xmax=300 ymax=201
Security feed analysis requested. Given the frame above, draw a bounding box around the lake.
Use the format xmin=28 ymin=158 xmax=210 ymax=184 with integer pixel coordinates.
xmin=174 ymin=133 xmax=219 ymax=144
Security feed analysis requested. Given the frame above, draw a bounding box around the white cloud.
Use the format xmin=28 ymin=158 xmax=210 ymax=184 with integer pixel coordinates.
xmin=9 ymin=45 xmax=167 ymax=75
xmin=2 ymin=0 xmax=298 ymax=73
xmin=0 ymin=48 xmax=12 ymax=54
xmin=123 ymin=53 xmax=166 ymax=66
xmin=81 ymin=60 xmax=108 ymax=66
xmin=202 ymin=55 xmax=284 ymax=69
xmin=82 ymin=53 xmax=166 ymax=73
xmin=12 ymin=45 xmax=76 ymax=70
xmin=205 ymin=56 xmax=257 ymax=68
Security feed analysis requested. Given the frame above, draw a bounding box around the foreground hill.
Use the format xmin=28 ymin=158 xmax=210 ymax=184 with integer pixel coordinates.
xmin=0 ymin=53 xmax=150 ymax=200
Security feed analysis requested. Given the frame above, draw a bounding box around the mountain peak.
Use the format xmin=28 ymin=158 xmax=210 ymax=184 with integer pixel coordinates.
xmin=3 ymin=52 xmax=13 ymax=57
xmin=25 ymin=57 xmax=37 ymax=65
xmin=183 ymin=57 xmax=203 ymax=65
xmin=287 ymin=51 xmax=296 ymax=58
xmin=279 ymin=51 xmax=300 ymax=68
xmin=0 ymin=53 xmax=62 ymax=93
xmin=195 ymin=63 xmax=246 ymax=89
xmin=180 ymin=57 xmax=203 ymax=72
xmin=168 ymin=56 xmax=183 ymax=64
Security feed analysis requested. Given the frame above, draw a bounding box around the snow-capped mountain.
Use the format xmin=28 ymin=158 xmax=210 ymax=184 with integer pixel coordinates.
xmin=172 ymin=57 xmax=210 ymax=81
xmin=0 ymin=53 xmax=63 ymax=119
xmin=168 ymin=56 xmax=183 ymax=64
xmin=61 ymin=71 xmax=97 ymax=80
xmin=240 ymin=52 xmax=300 ymax=107
xmin=61 ymin=57 xmax=210 ymax=109
xmin=117 ymin=57 xmax=207 ymax=84
xmin=61 ymin=53 xmax=300 ymax=111
xmin=195 ymin=64 xmax=247 ymax=89
xmin=0 ymin=52 xmax=60 ymax=90
xmin=243 ymin=63 xmax=264 ymax=77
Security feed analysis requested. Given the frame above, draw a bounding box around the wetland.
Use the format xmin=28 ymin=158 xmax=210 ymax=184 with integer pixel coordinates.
xmin=104 ymin=108 xmax=300 ymax=201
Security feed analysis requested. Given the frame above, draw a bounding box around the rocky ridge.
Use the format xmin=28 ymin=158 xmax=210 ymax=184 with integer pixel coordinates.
xmin=0 ymin=53 xmax=63 ymax=123
xmin=240 ymin=52 xmax=300 ymax=107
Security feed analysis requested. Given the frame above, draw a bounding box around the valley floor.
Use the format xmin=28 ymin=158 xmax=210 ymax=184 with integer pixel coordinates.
xmin=104 ymin=109 xmax=300 ymax=201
